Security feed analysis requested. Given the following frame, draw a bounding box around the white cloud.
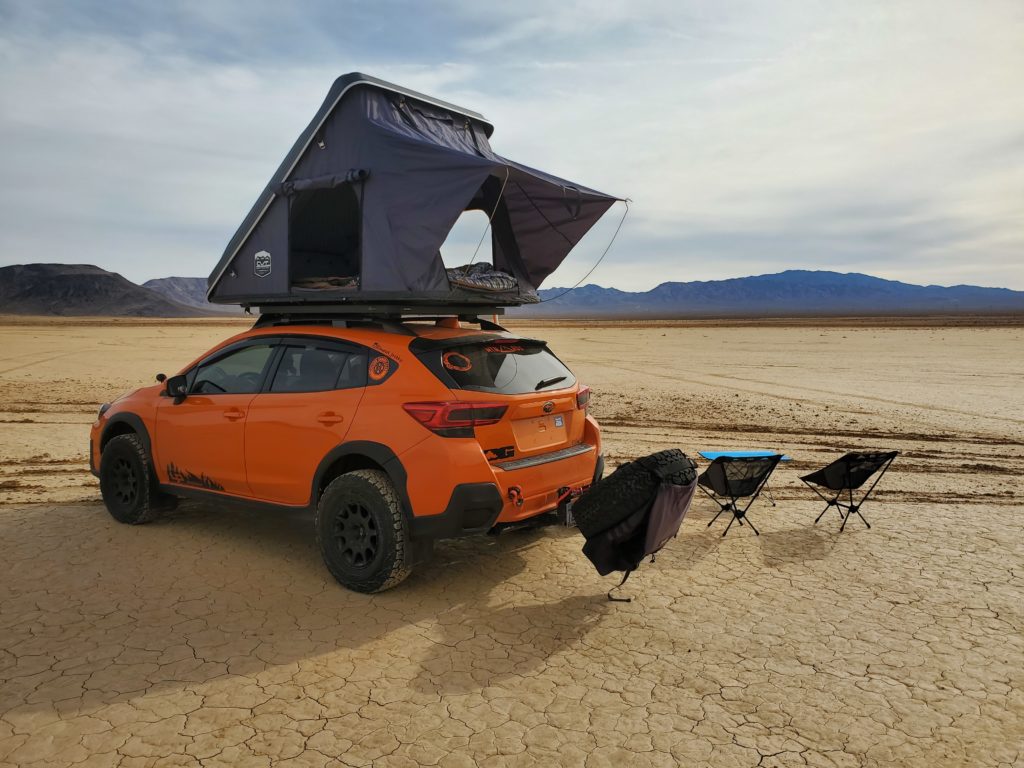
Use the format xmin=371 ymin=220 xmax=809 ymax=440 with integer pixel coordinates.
xmin=0 ymin=0 xmax=1021 ymax=290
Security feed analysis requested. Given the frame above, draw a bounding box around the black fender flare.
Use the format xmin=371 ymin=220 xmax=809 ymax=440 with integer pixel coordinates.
xmin=311 ymin=441 xmax=413 ymax=520
xmin=100 ymin=413 xmax=152 ymax=457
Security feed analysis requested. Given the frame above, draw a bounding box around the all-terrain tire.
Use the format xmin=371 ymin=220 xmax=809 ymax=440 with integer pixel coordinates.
xmin=573 ymin=449 xmax=696 ymax=538
xmin=99 ymin=433 xmax=157 ymax=525
xmin=315 ymin=469 xmax=412 ymax=593
xmin=637 ymin=449 xmax=697 ymax=487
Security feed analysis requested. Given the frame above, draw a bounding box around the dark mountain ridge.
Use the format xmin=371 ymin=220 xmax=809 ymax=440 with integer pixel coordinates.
xmin=0 ymin=264 xmax=206 ymax=317
xmin=1 ymin=264 xmax=1021 ymax=318
xmin=513 ymin=270 xmax=1024 ymax=317
xmin=142 ymin=277 xmax=242 ymax=314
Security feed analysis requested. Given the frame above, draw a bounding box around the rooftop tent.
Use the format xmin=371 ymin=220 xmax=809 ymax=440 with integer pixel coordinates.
xmin=207 ymin=73 xmax=621 ymax=309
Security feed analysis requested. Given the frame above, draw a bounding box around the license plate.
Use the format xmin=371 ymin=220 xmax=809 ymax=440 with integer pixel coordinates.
xmin=513 ymin=414 xmax=567 ymax=451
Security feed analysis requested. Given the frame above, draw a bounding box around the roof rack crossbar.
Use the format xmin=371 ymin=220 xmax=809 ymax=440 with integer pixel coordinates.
xmin=252 ymin=304 xmax=505 ymax=317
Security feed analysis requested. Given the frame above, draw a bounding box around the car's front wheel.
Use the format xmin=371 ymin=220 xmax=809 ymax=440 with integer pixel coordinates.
xmin=99 ymin=433 xmax=157 ymax=524
xmin=315 ymin=469 xmax=412 ymax=593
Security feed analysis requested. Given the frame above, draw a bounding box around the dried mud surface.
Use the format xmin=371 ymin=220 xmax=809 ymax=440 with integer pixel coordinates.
xmin=1 ymin=317 xmax=1021 ymax=767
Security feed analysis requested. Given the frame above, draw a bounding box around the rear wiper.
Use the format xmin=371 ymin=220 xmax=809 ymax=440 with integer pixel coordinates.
xmin=534 ymin=376 xmax=567 ymax=390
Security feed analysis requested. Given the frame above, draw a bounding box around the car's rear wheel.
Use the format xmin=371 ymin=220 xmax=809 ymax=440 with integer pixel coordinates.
xmin=315 ymin=469 xmax=412 ymax=593
xmin=99 ymin=433 xmax=157 ymax=524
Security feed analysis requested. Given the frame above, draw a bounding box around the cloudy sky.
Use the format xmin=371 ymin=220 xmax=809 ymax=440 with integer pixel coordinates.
xmin=0 ymin=0 xmax=1021 ymax=291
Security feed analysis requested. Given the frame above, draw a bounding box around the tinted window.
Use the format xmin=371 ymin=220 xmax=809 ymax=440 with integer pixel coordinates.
xmin=432 ymin=341 xmax=575 ymax=394
xmin=270 ymin=344 xmax=365 ymax=392
xmin=192 ymin=344 xmax=276 ymax=395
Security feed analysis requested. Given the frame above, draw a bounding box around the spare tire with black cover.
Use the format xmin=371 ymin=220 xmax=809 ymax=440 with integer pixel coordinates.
xmin=573 ymin=449 xmax=696 ymax=538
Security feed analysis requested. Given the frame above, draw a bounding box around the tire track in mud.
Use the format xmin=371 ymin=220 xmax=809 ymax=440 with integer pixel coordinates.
xmin=701 ymin=371 xmax=1024 ymax=426
xmin=599 ymin=418 xmax=1024 ymax=448
xmin=0 ymin=350 xmax=80 ymax=376
xmin=599 ymin=362 xmax=1024 ymax=429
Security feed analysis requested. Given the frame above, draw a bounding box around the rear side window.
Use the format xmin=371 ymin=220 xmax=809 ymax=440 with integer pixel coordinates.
xmin=428 ymin=341 xmax=575 ymax=394
xmin=270 ymin=344 xmax=366 ymax=392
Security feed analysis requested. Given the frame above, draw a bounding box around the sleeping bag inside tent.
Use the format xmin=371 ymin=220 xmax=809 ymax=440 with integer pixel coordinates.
xmin=207 ymin=72 xmax=621 ymax=310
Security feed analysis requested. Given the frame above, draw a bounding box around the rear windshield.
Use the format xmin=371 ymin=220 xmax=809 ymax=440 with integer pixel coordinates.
xmin=425 ymin=340 xmax=576 ymax=394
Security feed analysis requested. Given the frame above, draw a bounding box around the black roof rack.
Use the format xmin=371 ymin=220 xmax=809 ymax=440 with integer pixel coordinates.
xmin=252 ymin=307 xmax=508 ymax=334
xmin=252 ymin=303 xmax=505 ymax=317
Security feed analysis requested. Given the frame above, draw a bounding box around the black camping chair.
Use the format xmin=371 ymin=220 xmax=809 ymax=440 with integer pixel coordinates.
xmin=801 ymin=451 xmax=898 ymax=531
xmin=698 ymin=455 xmax=783 ymax=537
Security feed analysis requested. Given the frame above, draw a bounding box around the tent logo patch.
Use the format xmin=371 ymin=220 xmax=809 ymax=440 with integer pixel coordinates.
xmin=254 ymin=251 xmax=272 ymax=278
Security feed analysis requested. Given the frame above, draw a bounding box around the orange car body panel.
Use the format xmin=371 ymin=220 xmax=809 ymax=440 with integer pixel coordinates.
xmin=155 ymin=393 xmax=254 ymax=495
xmin=89 ymin=322 xmax=601 ymax=528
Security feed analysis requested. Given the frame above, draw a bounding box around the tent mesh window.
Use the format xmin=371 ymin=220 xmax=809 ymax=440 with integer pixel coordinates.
xmin=289 ymin=183 xmax=361 ymax=292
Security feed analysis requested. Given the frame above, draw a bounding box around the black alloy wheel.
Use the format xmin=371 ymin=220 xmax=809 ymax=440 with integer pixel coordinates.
xmin=316 ymin=469 xmax=412 ymax=593
xmin=334 ymin=501 xmax=380 ymax=568
xmin=99 ymin=433 xmax=157 ymax=524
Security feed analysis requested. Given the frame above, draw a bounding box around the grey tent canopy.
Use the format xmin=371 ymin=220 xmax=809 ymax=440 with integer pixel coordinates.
xmin=207 ymin=73 xmax=622 ymax=310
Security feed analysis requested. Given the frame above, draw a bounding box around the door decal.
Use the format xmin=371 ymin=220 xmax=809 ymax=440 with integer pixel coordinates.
xmin=167 ymin=463 xmax=225 ymax=491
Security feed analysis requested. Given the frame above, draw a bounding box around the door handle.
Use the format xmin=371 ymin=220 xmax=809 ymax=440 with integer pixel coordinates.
xmin=223 ymin=408 xmax=245 ymax=421
xmin=317 ymin=411 xmax=345 ymax=426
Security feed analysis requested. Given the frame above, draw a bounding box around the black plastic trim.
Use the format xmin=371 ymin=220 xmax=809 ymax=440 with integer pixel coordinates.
xmin=159 ymin=483 xmax=306 ymax=513
xmin=100 ymin=413 xmax=152 ymax=456
xmin=408 ymin=482 xmax=503 ymax=540
xmin=310 ymin=440 xmax=413 ymax=516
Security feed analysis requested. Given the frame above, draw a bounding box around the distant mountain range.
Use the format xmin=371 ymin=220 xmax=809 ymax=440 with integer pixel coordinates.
xmin=0 ymin=264 xmax=203 ymax=317
xmin=1 ymin=263 xmax=1022 ymax=317
xmin=142 ymin=277 xmax=241 ymax=314
xmin=512 ymin=270 xmax=1024 ymax=317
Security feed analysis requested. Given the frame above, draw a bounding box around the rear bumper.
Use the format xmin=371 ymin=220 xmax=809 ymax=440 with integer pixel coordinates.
xmin=400 ymin=413 xmax=603 ymax=535
xmin=408 ymin=482 xmax=503 ymax=540
xmin=401 ymin=443 xmax=600 ymax=536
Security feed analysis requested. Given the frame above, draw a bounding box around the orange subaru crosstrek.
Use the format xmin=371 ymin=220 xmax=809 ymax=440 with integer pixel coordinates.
xmin=90 ymin=316 xmax=602 ymax=592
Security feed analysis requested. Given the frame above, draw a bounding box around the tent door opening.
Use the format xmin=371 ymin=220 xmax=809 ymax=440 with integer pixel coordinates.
xmin=288 ymin=182 xmax=362 ymax=293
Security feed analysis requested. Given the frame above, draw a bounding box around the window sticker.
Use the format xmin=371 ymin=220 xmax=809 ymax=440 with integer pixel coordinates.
xmin=368 ymin=355 xmax=391 ymax=381
xmin=442 ymin=351 xmax=473 ymax=372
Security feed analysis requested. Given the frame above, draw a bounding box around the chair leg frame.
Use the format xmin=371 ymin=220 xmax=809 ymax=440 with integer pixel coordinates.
xmin=802 ymin=456 xmax=896 ymax=531
xmin=700 ymin=479 xmax=768 ymax=537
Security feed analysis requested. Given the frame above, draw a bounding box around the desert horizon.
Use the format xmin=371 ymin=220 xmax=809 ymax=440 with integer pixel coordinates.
xmin=2 ymin=0 xmax=1021 ymax=763
xmin=1 ymin=315 xmax=1021 ymax=766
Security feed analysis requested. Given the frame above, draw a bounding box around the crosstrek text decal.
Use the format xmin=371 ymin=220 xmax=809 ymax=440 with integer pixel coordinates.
xmin=371 ymin=341 xmax=401 ymax=363
xmin=484 ymin=344 xmax=524 ymax=353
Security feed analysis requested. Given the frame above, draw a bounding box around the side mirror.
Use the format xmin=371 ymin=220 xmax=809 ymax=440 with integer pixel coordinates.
xmin=156 ymin=373 xmax=166 ymax=383
xmin=165 ymin=374 xmax=188 ymax=403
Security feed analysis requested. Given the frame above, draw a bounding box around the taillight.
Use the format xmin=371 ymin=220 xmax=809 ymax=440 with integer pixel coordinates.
xmin=576 ymin=385 xmax=591 ymax=409
xmin=402 ymin=401 xmax=508 ymax=437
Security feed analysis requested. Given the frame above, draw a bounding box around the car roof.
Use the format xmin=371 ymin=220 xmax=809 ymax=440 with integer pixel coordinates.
xmin=240 ymin=320 xmax=514 ymax=345
xmin=176 ymin=321 xmax=543 ymax=375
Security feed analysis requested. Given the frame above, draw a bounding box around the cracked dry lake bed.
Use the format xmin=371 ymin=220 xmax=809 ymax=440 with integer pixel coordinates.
xmin=1 ymin=316 xmax=1022 ymax=767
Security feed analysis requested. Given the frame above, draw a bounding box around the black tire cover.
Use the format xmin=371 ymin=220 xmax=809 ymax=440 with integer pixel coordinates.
xmin=573 ymin=449 xmax=696 ymax=538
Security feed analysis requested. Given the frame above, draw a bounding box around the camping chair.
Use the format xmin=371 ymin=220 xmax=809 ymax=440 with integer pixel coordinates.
xmin=801 ymin=451 xmax=898 ymax=531
xmin=698 ymin=454 xmax=783 ymax=537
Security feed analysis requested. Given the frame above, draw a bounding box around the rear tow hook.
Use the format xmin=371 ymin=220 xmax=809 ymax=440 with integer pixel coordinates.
xmin=507 ymin=486 xmax=525 ymax=507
